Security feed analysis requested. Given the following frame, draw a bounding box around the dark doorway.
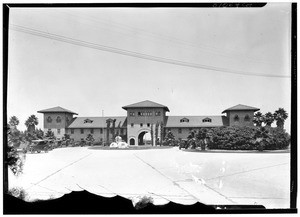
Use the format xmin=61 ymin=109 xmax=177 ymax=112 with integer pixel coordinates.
xmin=129 ymin=138 xmax=135 ymax=146
xmin=138 ymin=131 xmax=151 ymax=146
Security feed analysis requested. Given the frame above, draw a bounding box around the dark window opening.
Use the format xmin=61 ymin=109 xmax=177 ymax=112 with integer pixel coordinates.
xmin=234 ymin=115 xmax=240 ymax=122
xmin=244 ymin=115 xmax=250 ymax=122
xmin=56 ymin=116 xmax=61 ymax=123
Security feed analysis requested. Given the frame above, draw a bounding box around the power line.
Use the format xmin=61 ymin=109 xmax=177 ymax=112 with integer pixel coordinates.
xmin=9 ymin=24 xmax=290 ymax=78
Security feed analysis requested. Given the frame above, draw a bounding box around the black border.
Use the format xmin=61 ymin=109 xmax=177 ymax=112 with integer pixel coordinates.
xmin=3 ymin=2 xmax=297 ymax=214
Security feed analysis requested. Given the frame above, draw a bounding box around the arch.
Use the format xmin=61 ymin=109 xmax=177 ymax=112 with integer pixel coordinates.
xmin=129 ymin=138 xmax=135 ymax=146
xmin=137 ymin=130 xmax=151 ymax=146
xmin=234 ymin=115 xmax=239 ymax=122
xmin=244 ymin=114 xmax=250 ymax=122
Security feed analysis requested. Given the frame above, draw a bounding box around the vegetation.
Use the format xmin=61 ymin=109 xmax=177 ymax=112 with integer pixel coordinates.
xmin=253 ymin=112 xmax=263 ymax=127
xmin=207 ymin=126 xmax=290 ymax=151
xmin=86 ymin=134 xmax=95 ymax=146
xmin=274 ymin=108 xmax=288 ymax=129
xmin=262 ymin=112 xmax=275 ymax=127
xmin=25 ymin=115 xmax=39 ymax=133
xmin=162 ymin=130 xmax=176 ymax=146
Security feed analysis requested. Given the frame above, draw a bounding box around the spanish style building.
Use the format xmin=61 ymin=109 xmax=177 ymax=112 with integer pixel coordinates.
xmin=38 ymin=100 xmax=259 ymax=146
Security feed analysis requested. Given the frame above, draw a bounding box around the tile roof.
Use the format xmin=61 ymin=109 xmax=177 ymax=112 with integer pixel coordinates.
xmin=222 ymin=104 xmax=260 ymax=113
xmin=67 ymin=116 xmax=127 ymax=128
xmin=165 ymin=116 xmax=228 ymax=128
xmin=37 ymin=106 xmax=78 ymax=115
xmin=122 ymin=100 xmax=170 ymax=112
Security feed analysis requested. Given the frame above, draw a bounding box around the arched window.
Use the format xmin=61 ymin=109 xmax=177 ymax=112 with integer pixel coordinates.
xmin=234 ymin=115 xmax=239 ymax=122
xmin=47 ymin=116 xmax=52 ymax=123
xmin=202 ymin=118 xmax=212 ymax=123
xmin=180 ymin=118 xmax=189 ymax=123
xmin=244 ymin=115 xmax=250 ymax=122
xmin=56 ymin=116 xmax=61 ymax=123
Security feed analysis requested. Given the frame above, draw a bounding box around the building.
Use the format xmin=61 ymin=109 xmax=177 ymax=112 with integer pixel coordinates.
xmin=38 ymin=100 xmax=259 ymax=145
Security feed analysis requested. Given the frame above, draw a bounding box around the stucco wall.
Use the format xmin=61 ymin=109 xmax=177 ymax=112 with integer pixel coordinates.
xmin=226 ymin=111 xmax=255 ymax=127
xmin=126 ymin=108 xmax=166 ymax=125
xmin=43 ymin=112 xmax=74 ymax=129
xmin=66 ymin=128 xmax=127 ymax=142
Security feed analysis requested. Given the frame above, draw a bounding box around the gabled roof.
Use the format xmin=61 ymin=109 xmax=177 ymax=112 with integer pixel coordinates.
xmin=165 ymin=116 xmax=228 ymax=127
xmin=222 ymin=104 xmax=260 ymax=114
xmin=122 ymin=100 xmax=170 ymax=112
xmin=38 ymin=106 xmax=78 ymax=115
xmin=67 ymin=116 xmax=127 ymax=129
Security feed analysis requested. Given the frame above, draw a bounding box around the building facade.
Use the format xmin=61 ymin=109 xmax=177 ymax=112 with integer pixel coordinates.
xmin=38 ymin=100 xmax=259 ymax=145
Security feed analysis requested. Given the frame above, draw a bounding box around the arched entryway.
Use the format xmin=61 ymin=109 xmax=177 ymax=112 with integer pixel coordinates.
xmin=129 ymin=138 xmax=135 ymax=146
xmin=138 ymin=131 xmax=151 ymax=146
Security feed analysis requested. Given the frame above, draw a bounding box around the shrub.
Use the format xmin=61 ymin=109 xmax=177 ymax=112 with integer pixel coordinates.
xmin=207 ymin=126 xmax=290 ymax=151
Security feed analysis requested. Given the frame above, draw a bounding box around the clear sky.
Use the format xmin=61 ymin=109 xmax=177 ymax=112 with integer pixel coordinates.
xmin=7 ymin=3 xmax=292 ymax=133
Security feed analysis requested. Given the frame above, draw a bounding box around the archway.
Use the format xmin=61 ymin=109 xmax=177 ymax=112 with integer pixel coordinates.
xmin=138 ymin=131 xmax=151 ymax=146
xmin=129 ymin=138 xmax=135 ymax=146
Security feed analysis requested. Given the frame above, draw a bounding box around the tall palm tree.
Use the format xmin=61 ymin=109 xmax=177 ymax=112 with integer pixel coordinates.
xmin=8 ymin=116 xmax=19 ymax=130
xmin=25 ymin=115 xmax=38 ymax=133
xmin=253 ymin=112 xmax=263 ymax=127
xmin=262 ymin=112 xmax=274 ymax=127
xmin=274 ymin=108 xmax=288 ymax=129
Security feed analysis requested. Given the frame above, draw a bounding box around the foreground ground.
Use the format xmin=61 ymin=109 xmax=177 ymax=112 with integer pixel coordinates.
xmin=9 ymin=146 xmax=290 ymax=209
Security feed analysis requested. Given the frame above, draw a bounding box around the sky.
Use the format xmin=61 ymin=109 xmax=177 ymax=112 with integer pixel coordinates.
xmin=7 ymin=3 xmax=292 ymax=133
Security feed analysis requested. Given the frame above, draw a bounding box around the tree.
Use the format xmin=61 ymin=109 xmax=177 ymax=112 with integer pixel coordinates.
xmin=274 ymin=108 xmax=288 ymax=129
xmin=253 ymin=112 xmax=264 ymax=127
xmin=163 ymin=130 xmax=175 ymax=146
xmin=155 ymin=122 xmax=159 ymax=146
xmin=262 ymin=112 xmax=274 ymax=127
xmin=187 ymin=130 xmax=197 ymax=149
xmin=45 ymin=129 xmax=55 ymax=140
xmin=25 ymin=115 xmax=38 ymax=133
xmin=196 ymin=128 xmax=209 ymax=150
xmin=86 ymin=134 xmax=95 ymax=146
xmin=150 ymin=124 xmax=154 ymax=146
xmin=9 ymin=116 xmax=19 ymax=129
xmin=160 ymin=121 xmax=165 ymax=145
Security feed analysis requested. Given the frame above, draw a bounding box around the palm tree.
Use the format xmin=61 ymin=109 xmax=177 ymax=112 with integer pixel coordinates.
xmin=25 ymin=115 xmax=38 ymax=133
xmin=274 ymin=108 xmax=288 ymax=129
xmin=253 ymin=112 xmax=263 ymax=127
xmin=8 ymin=116 xmax=20 ymax=129
xmin=262 ymin=112 xmax=274 ymax=127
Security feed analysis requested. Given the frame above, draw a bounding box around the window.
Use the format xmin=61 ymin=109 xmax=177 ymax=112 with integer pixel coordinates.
xmin=71 ymin=129 xmax=74 ymax=134
xmin=100 ymin=128 xmax=103 ymax=134
xmin=81 ymin=129 xmax=84 ymax=134
xmin=244 ymin=115 xmax=250 ymax=122
xmin=140 ymin=123 xmax=143 ymax=127
xmin=202 ymin=118 xmax=212 ymax=123
xmin=155 ymin=111 xmax=161 ymax=116
xmin=84 ymin=119 xmax=93 ymax=124
xmin=147 ymin=123 xmax=150 ymax=127
xmin=121 ymin=129 xmax=124 ymax=134
xmin=47 ymin=116 xmax=52 ymax=123
xmin=178 ymin=128 xmax=182 ymax=134
xmin=91 ymin=129 xmax=94 ymax=134
xmin=234 ymin=115 xmax=239 ymax=122
xmin=180 ymin=118 xmax=189 ymax=123
xmin=56 ymin=116 xmax=61 ymax=123
xmin=131 ymin=123 xmax=134 ymax=127
xmin=138 ymin=112 xmax=142 ymax=116
xmin=129 ymin=112 xmax=135 ymax=116
xmin=57 ymin=129 xmax=61 ymax=134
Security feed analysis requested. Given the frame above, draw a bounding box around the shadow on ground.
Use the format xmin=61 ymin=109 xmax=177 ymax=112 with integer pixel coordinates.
xmin=3 ymin=190 xmax=280 ymax=214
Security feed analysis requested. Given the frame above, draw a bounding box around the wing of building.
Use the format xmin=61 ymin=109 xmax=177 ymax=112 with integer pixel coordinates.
xmin=38 ymin=100 xmax=259 ymax=146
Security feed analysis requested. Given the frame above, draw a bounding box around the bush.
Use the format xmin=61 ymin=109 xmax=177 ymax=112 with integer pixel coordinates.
xmin=207 ymin=126 xmax=290 ymax=151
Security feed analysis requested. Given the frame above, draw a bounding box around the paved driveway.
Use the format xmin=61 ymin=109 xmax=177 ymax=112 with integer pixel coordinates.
xmin=9 ymin=147 xmax=290 ymax=209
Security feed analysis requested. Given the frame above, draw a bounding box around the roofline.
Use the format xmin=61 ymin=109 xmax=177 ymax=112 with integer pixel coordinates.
xmin=222 ymin=108 xmax=260 ymax=114
xmin=37 ymin=110 xmax=78 ymax=115
xmin=122 ymin=106 xmax=170 ymax=112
